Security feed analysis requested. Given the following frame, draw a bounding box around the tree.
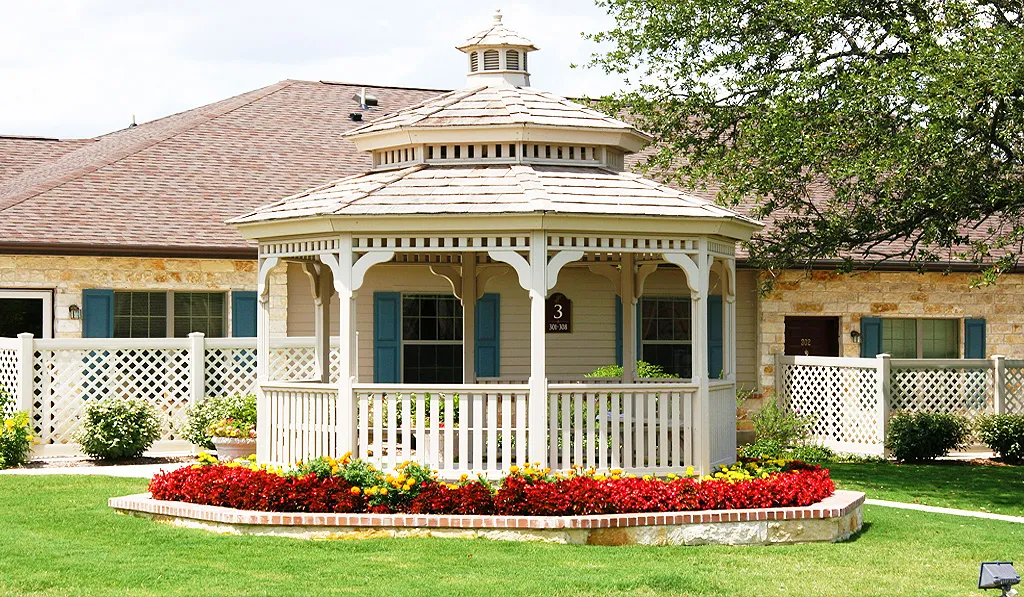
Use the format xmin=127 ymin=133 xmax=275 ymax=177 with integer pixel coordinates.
xmin=587 ymin=0 xmax=1024 ymax=286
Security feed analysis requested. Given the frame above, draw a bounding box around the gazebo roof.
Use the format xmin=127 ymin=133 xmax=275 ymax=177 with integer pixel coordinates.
xmin=345 ymin=85 xmax=644 ymax=138
xmin=229 ymin=163 xmax=758 ymax=225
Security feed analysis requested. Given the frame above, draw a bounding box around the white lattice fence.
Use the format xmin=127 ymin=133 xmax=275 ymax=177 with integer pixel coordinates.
xmin=890 ymin=361 xmax=994 ymax=417
xmin=778 ymin=356 xmax=884 ymax=456
xmin=0 ymin=339 xmax=20 ymax=418
xmin=33 ymin=343 xmax=193 ymax=446
xmin=1003 ymin=363 xmax=1024 ymax=414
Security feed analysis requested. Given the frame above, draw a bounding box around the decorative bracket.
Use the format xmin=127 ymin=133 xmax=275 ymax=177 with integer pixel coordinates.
xmin=353 ymin=251 xmax=395 ymax=292
xmin=475 ymin=266 xmax=509 ymax=299
xmin=429 ymin=265 xmax=463 ymax=300
xmin=634 ymin=263 xmax=658 ymax=301
xmin=546 ymin=250 xmax=584 ymax=292
xmin=301 ymin=262 xmax=324 ymax=306
xmin=257 ymin=257 xmax=280 ymax=302
xmin=662 ymin=251 xmax=703 ymax=297
xmin=588 ymin=264 xmax=620 ymax=296
xmin=488 ymin=250 xmax=531 ymax=292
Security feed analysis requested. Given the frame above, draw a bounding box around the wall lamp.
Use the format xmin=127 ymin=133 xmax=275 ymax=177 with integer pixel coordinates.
xmin=850 ymin=330 xmax=861 ymax=344
xmin=69 ymin=304 xmax=82 ymax=320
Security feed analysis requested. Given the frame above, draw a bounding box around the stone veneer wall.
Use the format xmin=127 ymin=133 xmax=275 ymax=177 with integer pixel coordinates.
xmin=0 ymin=255 xmax=287 ymax=338
xmin=756 ymin=269 xmax=1022 ymax=395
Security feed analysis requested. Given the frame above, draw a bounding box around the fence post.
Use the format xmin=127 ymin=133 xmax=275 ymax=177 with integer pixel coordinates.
xmin=188 ymin=332 xmax=206 ymax=407
xmin=993 ymin=354 xmax=1006 ymax=415
xmin=877 ymin=353 xmax=891 ymax=453
xmin=16 ymin=333 xmax=34 ymax=413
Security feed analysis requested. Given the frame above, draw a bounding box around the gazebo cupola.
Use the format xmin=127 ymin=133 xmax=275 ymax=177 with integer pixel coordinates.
xmin=457 ymin=10 xmax=537 ymax=87
xmin=230 ymin=11 xmax=762 ymax=477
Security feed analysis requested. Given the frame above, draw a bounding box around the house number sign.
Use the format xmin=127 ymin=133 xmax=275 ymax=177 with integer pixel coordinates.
xmin=546 ymin=293 xmax=572 ymax=333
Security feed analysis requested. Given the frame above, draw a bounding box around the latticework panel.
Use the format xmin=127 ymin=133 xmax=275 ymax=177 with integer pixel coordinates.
xmin=267 ymin=347 xmax=340 ymax=383
xmin=0 ymin=347 xmax=19 ymax=417
xmin=1003 ymin=367 xmax=1024 ymax=414
xmin=890 ymin=367 xmax=993 ymax=417
xmin=204 ymin=348 xmax=257 ymax=397
xmin=782 ymin=364 xmax=882 ymax=447
xmin=33 ymin=348 xmax=192 ymax=445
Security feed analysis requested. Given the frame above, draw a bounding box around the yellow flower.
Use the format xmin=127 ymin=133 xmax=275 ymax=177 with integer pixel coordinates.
xmin=459 ymin=474 xmax=469 ymax=482
xmin=380 ymin=487 xmax=388 ymax=496
xmin=642 ymin=475 xmax=653 ymax=481
xmin=509 ymin=465 xmax=519 ymax=474
xmin=350 ymin=486 xmax=362 ymax=495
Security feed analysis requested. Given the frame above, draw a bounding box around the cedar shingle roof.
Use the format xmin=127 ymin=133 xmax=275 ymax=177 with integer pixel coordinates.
xmin=230 ymin=163 xmax=756 ymax=224
xmin=0 ymin=80 xmax=443 ymax=257
xmin=346 ymin=85 xmax=642 ymax=137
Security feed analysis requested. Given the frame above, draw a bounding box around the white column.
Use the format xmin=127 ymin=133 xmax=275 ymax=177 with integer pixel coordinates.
xmin=314 ymin=266 xmax=333 ymax=384
xmin=333 ymin=236 xmax=357 ymax=455
xmin=188 ymin=332 xmax=206 ymax=407
xmin=619 ymin=253 xmax=637 ymax=382
xmin=528 ymin=230 xmax=548 ymax=466
xmin=255 ymin=255 xmax=278 ymax=463
xmin=462 ymin=253 xmax=477 ymax=384
xmin=725 ymin=259 xmax=737 ymax=382
xmin=16 ymin=333 xmax=34 ymax=413
xmin=993 ymin=354 xmax=1006 ymax=415
xmin=692 ymin=241 xmax=711 ymax=473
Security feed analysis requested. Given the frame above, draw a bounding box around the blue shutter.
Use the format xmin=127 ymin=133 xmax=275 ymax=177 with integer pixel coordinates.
xmin=860 ymin=317 xmax=882 ymax=357
xmin=82 ymin=289 xmax=114 ymax=338
xmin=373 ymin=292 xmax=401 ymax=383
xmin=475 ymin=293 xmax=500 ymax=377
xmin=231 ymin=291 xmax=258 ymax=338
xmin=708 ymin=295 xmax=723 ymax=379
xmin=614 ymin=297 xmax=623 ymax=366
xmin=965 ymin=318 xmax=986 ymax=359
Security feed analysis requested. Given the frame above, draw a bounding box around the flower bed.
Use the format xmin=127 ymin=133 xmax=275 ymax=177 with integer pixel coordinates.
xmin=149 ymin=455 xmax=835 ymax=517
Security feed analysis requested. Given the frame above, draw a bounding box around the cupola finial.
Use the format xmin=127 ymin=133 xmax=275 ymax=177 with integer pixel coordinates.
xmin=493 ymin=9 xmax=502 ymax=24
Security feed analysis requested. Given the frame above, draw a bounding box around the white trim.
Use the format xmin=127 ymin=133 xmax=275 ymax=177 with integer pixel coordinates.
xmin=0 ymin=289 xmax=53 ymax=339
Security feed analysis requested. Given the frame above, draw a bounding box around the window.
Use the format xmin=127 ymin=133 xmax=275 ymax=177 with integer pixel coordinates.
xmin=113 ymin=291 xmax=226 ymax=338
xmin=640 ymin=296 xmax=692 ymax=378
xmin=882 ymin=318 xmax=959 ymax=358
xmin=402 ymin=294 xmax=463 ymax=383
xmin=0 ymin=289 xmax=52 ymax=338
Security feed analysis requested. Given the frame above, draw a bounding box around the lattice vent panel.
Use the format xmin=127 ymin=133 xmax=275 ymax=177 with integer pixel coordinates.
xmin=267 ymin=347 xmax=340 ymax=384
xmin=890 ymin=367 xmax=993 ymax=417
xmin=0 ymin=348 xmax=19 ymax=418
xmin=32 ymin=348 xmax=192 ymax=445
xmin=782 ymin=364 xmax=881 ymax=447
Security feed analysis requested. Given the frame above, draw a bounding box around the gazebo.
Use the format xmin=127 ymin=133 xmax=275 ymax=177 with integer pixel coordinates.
xmin=230 ymin=12 xmax=761 ymax=476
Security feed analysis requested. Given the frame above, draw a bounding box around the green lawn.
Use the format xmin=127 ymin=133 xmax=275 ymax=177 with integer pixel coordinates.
xmin=1 ymin=475 xmax=1022 ymax=596
xmin=827 ymin=461 xmax=1024 ymax=516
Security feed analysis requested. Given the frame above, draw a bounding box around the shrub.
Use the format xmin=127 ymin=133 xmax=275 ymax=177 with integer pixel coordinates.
xmin=183 ymin=394 xmax=257 ymax=449
xmin=886 ymin=412 xmax=971 ymax=462
xmin=737 ymin=439 xmax=836 ymax=462
xmin=751 ymin=398 xmax=815 ymax=445
xmin=586 ymin=361 xmax=676 ymax=379
xmin=976 ymin=414 xmax=1024 ymax=463
xmin=76 ymin=397 xmax=162 ymax=460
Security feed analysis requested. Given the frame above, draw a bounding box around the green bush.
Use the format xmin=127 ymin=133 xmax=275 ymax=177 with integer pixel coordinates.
xmin=586 ymin=361 xmax=676 ymax=379
xmin=76 ymin=397 xmax=162 ymax=460
xmin=183 ymin=394 xmax=257 ymax=449
xmin=886 ymin=412 xmax=971 ymax=462
xmin=0 ymin=388 xmax=33 ymax=469
xmin=975 ymin=414 xmax=1024 ymax=463
xmin=787 ymin=443 xmax=837 ymax=463
xmin=737 ymin=438 xmax=836 ymax=462
xmin=737 ymin=438 xmax=787 ymax=459
xmin=751 ymin=399 xmax=815 ymax=445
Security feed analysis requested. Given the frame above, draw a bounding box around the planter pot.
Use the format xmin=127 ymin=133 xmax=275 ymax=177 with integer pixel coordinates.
xmin=212 ymin=437 xmax=257 ymax=461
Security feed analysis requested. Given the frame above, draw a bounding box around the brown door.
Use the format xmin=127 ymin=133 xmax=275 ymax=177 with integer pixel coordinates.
xmin=784 ymin=317 xmax=840 ymax=356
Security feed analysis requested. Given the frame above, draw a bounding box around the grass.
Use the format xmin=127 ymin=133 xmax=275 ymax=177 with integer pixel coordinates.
xmin=827 ymin=461 xmax=1024 ymax=516
xmin=1 ymin=474 xmax=1022 ymax=596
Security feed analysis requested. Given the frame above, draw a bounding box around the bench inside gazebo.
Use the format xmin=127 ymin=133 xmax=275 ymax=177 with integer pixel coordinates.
xmin=229 ymin=12 xmax=761 ymax=477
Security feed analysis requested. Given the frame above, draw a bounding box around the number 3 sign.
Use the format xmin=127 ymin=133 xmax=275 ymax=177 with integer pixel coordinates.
xmin=545 ymin=293 xmax=572 ymax=333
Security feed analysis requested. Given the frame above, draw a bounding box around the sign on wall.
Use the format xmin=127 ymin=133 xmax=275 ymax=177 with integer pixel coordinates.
xmin=546 ymin=293 xmax=571 ymax=333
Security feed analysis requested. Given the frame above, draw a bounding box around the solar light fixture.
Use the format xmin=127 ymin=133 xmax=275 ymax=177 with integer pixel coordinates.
xmin=979 ymin=562 xmax=1019 ymax=597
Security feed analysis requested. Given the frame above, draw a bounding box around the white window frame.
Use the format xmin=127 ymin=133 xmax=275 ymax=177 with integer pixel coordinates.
xmin=400 ymin=292 xmax=464 ymax=383
xmin=112 ymin=290 xmax=227 ymax=338
xmin=0 ymin=289 xmax=53 ymax=339
xmin=639 ymin=295 xmax=693 ymax=378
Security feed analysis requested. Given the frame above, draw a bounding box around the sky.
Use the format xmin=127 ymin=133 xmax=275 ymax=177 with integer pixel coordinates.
xmin=0 ymin=0 xmax=622 ymax=139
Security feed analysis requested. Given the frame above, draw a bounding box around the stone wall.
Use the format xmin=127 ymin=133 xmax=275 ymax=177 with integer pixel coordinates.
xmin=756 ymin=268 xmax=1021 ymax=395
xmin=0 ymin=255 xmax=286 ymax=338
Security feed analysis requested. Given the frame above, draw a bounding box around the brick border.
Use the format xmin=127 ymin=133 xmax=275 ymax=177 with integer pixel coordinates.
xmin=110 ymin=491 xmax=865 ymax=545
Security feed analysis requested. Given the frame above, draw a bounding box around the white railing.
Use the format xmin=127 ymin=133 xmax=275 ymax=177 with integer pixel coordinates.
xmin=776 ymin=353 xmax=1024 ymax=456
xmin=0 ymin=333 xmax=335 ymax=457
xmin=353 ymin=383 xmax=531 ymax=477
xmin=709 ymin=381 xmax=738 ymax=467
xmin=547 ymin=382 xmax=701 ymax=473
xmin=263 ymin=382 xmax=342 ymax=466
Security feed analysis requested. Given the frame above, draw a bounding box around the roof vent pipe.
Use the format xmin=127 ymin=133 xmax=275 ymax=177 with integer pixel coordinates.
xmin=353 ymin=88 xmax=379 ymax=109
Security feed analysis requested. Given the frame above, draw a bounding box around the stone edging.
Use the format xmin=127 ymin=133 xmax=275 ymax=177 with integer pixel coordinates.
xmin=110 ymin=490 xmax=865 ymax=546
